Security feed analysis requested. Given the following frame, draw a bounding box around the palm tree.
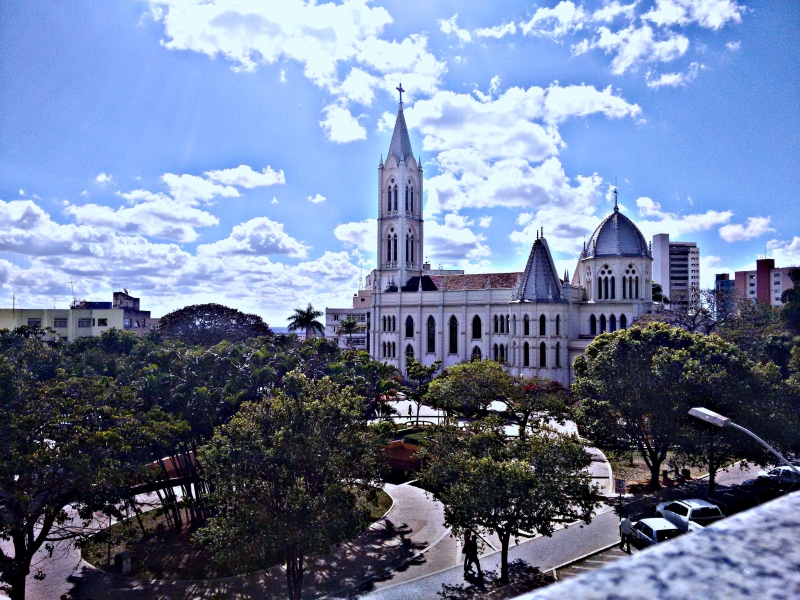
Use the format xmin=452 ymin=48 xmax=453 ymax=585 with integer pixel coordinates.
xmin=337 ymin=316 xmax=362 ymax=348
xmin=287 ymin=303 xmax=325 ymax=339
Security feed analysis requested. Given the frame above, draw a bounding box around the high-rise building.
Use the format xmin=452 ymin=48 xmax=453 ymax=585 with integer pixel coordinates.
xmin=734 ymin=258 xmax=798 ymax=306
xmin=652 ymin=234 xmax=700 ymax=301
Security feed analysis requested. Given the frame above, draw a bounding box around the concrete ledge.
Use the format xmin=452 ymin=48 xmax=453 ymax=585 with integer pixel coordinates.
xmin=518 ymin=490 xmax=800 ymax=600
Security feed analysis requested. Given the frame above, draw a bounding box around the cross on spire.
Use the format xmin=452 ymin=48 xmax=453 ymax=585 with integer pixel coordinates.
xmin=613 ymin=187 xmax=619 ymax=212
xmin=396 ymin=82 xmax=405 ymax=105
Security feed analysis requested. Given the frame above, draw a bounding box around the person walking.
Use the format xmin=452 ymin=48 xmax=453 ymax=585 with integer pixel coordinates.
xmin=463 ymin=531 xmax=483 ymax=578
xmin=619 ymin=515 xmax=633 ymax=553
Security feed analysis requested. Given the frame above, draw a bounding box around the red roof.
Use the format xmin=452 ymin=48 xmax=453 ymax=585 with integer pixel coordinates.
xmin=429 ymin=272 xmax=521 ymax=291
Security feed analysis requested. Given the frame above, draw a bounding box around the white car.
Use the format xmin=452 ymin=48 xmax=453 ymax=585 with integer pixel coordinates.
xmin=630 ymin=518 xmax=684 ymax=548
xmin=758 ymin=466 xmax=800 ymax=488
xmin=655 ymin=499 xmax=724 ymax=531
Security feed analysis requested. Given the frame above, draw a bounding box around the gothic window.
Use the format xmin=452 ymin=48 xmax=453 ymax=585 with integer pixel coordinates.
xmin=590 ymin=314 xmax=597 ymax=336
xmin=427 ymin=316 xmax=436 ymax=354
xmin=628 ymin=277 xmax=632 ymax=299
xmin=604 ymin=277 xmax=609 ymax=299
xmin=600 ymin=314 xmax=607 ymax=333
xmin=382 ymin=316 xmax=386 ymax=331
xmin=523 ymin=342 xmax=530 ymax=367
xmin=393 ymin=316 xmax=397 ymax=332
xmin=499 ymin=344 xmax=505 ymax=362
xmin=598 ymin=276 xmax=603 ymax=299
xmin=387 ymin=236 xmax=392 ymax=263
xmin=635 ymin=276 xmax=639 ymax=299
xmin=500 ymin=315 xmax=505 ymax=334
xmin=512 ymin=315 xmax=516 ymax=335
xmin=392 ymin=234 xmax=398 ymax=262
xmin=410 ymin=236 xmax=414 ymax=263
xmin=449 ymin=316 xmax=458 ymax=354
xmin=410 ymin=187 xmax=414 ymax=212
xmin=405 ymin=234 xmax=410 ymax=264
xmin=472 ymin=346 xmax=482 ymax=361
xmin=506 ymin=315 xmax=510 ymax=333
xmin=523 ymin=315 xmax=530 ymax=336
xmin=393 ymin=185 xmax=398 ymax=211
xmin=611 ymin=276 xmax=616 ymax=299
xmin=556 ymin=342 xmax=561 ymax=367
xmin=406 ymin=344 xmax=414 ymax=359
xmin=539 ymin=342 xmax=547 ymax=367
xmin=405 ymin=186 xmax=409 ymax=211
xmin=555 ymin=314 xmax=560 ymax=336
xmin=494 ymin=315 xmax=499 ymax=333
xmin=405 ymin=315 xmax=414 ymax=338
xmin=392 ymin=342 xmax=396 ymax=358
xmin=620 ymin=314 xmax=627 ymax=329
xmin=493 ymin=344 xmax=498 ymax=360
xmin=610 ymin=314 xmax=617 ymax=332
xmin=472 ymin=315 xmax=482 ymax=339
xmin=539 ymin=314 xmax=546 ymax=336
xmin=387 ymin=186 xmax=392 ymax=211
xmin=382 ymin=342 xmax=386 ymax=357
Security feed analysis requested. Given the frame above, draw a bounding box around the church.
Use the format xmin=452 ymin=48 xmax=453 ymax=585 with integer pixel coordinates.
xmin=329 ymin=96 xmax=655 ymax=385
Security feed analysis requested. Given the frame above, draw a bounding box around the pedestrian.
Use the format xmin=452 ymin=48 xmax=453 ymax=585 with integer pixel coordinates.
xmin=463 ymin=531 xmax=483 ymax=578
xmin=619 ymin=515 xmax=633 ymax=553
xmin=408 ymin=404 xmax=412 ymax=418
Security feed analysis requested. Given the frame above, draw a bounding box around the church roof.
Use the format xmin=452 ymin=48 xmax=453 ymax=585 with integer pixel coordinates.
xmin=388 ymin=103 xmax=413 ymax=163
xmin=429 ymin=272 xmax=520 ymax=291
xmin=514 ymin=235 xmax=565 ymax=303
xmin=586 ymin=203 xmax=650 ymax=258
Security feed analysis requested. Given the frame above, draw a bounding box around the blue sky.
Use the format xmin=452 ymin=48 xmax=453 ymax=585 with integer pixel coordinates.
xmin=0 ymin=0 xmax=798 ymax=325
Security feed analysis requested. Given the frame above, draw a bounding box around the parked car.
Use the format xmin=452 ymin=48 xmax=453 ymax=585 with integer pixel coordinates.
xmin=630 ymin=518 xmax=684 ymax=548
xmin=757 ymin=466 xmax=800 ymax=488
xmin=655 ymin=499 xmax=724 ymax=531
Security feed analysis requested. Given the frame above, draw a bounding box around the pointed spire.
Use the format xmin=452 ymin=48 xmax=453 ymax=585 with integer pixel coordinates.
xmin=613 ymin=187 xmax=619 ymax=213
xmin=515 ymin=236 xmax=563 ymax=303
xmin=379 ymin=154 xmax=384 ymax=167
xmin=388 ymin=86 xmax=413 ymax=163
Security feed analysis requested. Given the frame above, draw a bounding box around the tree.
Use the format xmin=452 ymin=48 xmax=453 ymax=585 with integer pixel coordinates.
xmin=652 ymin=282 xmax=669 ymax=305
xmin=0 ymin=328 xmax=182 ymax=600
xmin=287 ymin=303 xmax=324 ymax=339
xmin=505 ymin=376 xmax=569 ymax=438
xmin=337 ymin=316 xmax=362 ymax=348
xmin=405 ymin=358 xmax=442 ymax=425
xmin=425 ymin=360 xmax=512 ymax=420
xmin=157 ymin=303 xmax=272 ymax=346
xmin=636 ymin=289 xmax=737 ymax=335
xmin=196 ymin=372 xmax=389 ymax=600
xmin=418 ymin=418 xmax=600 ymax=584
xmin=781 ymin=267 xmax=800 ymax=333
xmin=573 ymin=323 xmax=697 ymax=488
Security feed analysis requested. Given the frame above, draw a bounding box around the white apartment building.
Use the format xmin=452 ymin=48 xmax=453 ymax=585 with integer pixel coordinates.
xmin=652 ymin=234 xmax=700 ymax=301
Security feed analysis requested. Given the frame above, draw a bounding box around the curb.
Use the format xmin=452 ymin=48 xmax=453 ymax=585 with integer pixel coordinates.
xmin=548 ymin=541 xmax=621 ymax=581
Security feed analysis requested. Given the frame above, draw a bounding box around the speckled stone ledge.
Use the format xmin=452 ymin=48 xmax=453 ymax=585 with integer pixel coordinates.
xmin=519 ymin=491 xmax=800 ymax=600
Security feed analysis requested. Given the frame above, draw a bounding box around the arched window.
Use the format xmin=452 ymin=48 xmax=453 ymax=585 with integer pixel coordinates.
xmin=610 ymin=314 xmax=617 ymax=332
xmin=449 ymin=316 xmax=458 ymax=354
xmin=392 ymin=342 xmax=396 ymax=358
xmin=523 ymin=315 xmax=530 ymax=336
xmin=494 ymin=315 xmax=499 ymax=333
xmin=556 ymin=342 xmax=561 ymax=367
xmin=611 ymin=276 xmax=616 ymax=300
xmin=387 ymin=186 xmax=392 ymax=211
xmin=393 ymin=185 xmax=398 ymax=211
xmin=472 ymin=315 xmax=482 ymax=339
xmin=506 ymin=315 xmax=510 ymax=333
xmin=499 ymin=344 xmax=505 ymax=362
xmin=472 ymin=346 xmax=482 ymax=361
xmin=523 ymin=342 xmax=530 ymax=366
xmin=392 ymin=234 xmax=398 ymax=262
xmin=405 ymin=315 xmax=414 ymax=338
xmin=512 ymin=315 xmax=517 ymax=335
xmin=539 ymin=342 xmax=547 ymax=367
xmin=600 ymin=314 xmax=607 ymax=333
xmin=410 ymin=187 xmax=414 ymax=212
xmin=590 ymin=315 xmax=597 ymax=336
xmin=539 ymin=314 xmax=546 ymax=336
xmin=405 ymin=186 xmax=409 ymax=211
xmin=493 ymin=344 xmax=498 ymax=361
xmin=382 ymin=342 xmax=386 ymax=357
xmin=406 ymin=344 xmax=414 ymax=359
xmin=555 ymin=314 xmax=560 ymax=336
xmin=500 ymin=315 xmax=505 ymax=334
xmin=604 ymin=277 xmax=609 ymax=299
xmin=635 ymin=276 xmax=639 ymax=299
xmin=427 ymin=316 xmax=436 ymax=354
xmin=387 ymin=235 xmax=392 ymax=263
xmin=628 ymin=277 xmax=633 ymax=299
xmin=405 ymin=234 xmax=410 ymax=263
xmin=620 ymin=314 xmax=627 ymax=329
xmin=410 ymin=236 xmax=414 ymax=264
xmin=382 ymin=316 xmax=386 ymax=331
xmin=622 ymin=278 xmax=627 ymax=299
xmin=597 ymin=276 xmax=603 ymax=299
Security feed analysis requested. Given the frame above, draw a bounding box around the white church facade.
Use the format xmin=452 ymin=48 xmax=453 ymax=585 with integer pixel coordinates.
xmin=328 ymin=97 xmax=655 ymax=385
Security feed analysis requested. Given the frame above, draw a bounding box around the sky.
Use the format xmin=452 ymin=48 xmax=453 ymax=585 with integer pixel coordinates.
xmin=0 ymin=0 xmax=798 ymax=326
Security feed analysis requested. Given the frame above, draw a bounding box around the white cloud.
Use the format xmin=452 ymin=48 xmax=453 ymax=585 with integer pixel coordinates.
xmin=643 ymin=0 xmax=744 ymax=30
xmin=593 ymin=24 xmax=689 ymax=74
xmin=634 ymin=197 xmax=733 ymax=238
xmin=478 ymin=216 xmax=492 ymax=228
xmin=767 ymin=237 xmax=800 ymax=267
xmin=474 ymin=22 xmax=517 ymax=39
xmin=543 ymin=83 xmax=643 ymax=123
xmin=725 ymin=41 xmax=740 ymax=51
xmin=718 ymin=217 xmax=774 ymax=242
xmin=95 ymin=172 xmax=113 ymax=184
xmin=204 ymin=164 xmax=285 ymax=188
xmin=439 ymin=14 xmax=472 ymax=43
xmin=320 ymin=104 xmax=366 ymax=143
xmin=425 ymin=214 xmax=491 ymax=263
xmin=161 ymin=173 xmax=240 ymax=204
xmin=271 ymin=197 xmax=278 ymax=204
xmin=592 ymin=1 xmax=639 ymax=23
xmin=307 ymin=194 xmax=326 ymax=204
xmin=334 ymin=218 xmax=377 ymax=252
xmin=646 ymin=61 xmax=704 ymax=88
xmin=198 ymin=217 xmax=309 ymax=258
xmin=521 ymin=1 xmax=588 ymax=39
xmin=18 ymin=189 xmax=24 ymax=196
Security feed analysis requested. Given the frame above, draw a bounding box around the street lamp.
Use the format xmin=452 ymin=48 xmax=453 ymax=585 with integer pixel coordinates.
xmin=688 ymin=407 xmax=800 ymax=479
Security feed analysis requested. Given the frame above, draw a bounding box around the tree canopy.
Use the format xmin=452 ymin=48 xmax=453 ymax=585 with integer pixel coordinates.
xmin=156 ymin=303 xmax=272 ymax=346
xmin=287 ymin=303 xmax=324 ymax=339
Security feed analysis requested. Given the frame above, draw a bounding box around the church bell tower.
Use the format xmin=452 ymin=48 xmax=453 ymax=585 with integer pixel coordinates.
xmin=376 ymin=84 xmax=424 ymax=291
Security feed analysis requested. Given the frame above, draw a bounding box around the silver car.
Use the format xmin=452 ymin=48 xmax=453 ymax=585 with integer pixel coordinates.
xmin=655 ymin=499 xmax=724 ymax=531
xmin=630 ymin=518 xmax=684 ymax=547
xmin=758 ymin=466 xmax=800 ymax=488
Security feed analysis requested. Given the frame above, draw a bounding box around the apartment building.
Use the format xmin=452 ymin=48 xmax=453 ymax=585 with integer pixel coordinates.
xmin=326 ymin=288 xmax=372 ymax=350
xmin=734 ymin=258 xmax=798 ymax=306
xmin=652 ymin=234 xmax=700 ymax=301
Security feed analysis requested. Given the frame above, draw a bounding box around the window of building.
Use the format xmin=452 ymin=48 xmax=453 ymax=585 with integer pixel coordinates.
xmin=472 ymin=346 xmax=482 ymax=361
xmin=334 ymin=314 xmax=339 ymax=320
xmin=405 ymin=315 xmax=414 ymax=338
xmin=539 ymin=314 xmax=546 ymax=336
xmin=556 ymin=342 xmax=561 ymax=367
xmin=539 ymin=342 xmax=547 ymax=367
xmin=610 ymin=314 xmax=617 ymax=332
xmin=79 ymin=318 xmax=92 ymax=328
xmin=53 ymin=318 xmax=67 ymax=328
xmin=493 ymin=343 xmax=498 ymax=361
xmin=98 ymin=318 xmax=107 ymax=327
xmin=523 ymin=342 xmax=530 ymax=367
xmin=405 ymin=344 xmax=414 ymax=359
xmin=620 ymin=314 xmax=627 ymax=329
xmin=590 ymin=314 xmax=597 ymax=336
xmin=472 ymin=315 xmax=482 ymax=339
xmin=494 ymin=315 xmax=499 ymax=333
xmin=124 ymin=318 xmax=131 ymax=328
xmin=523 ymin=315 xmax=530 ymax=336
xmin=555 ymin=315 xmax=560 ymax=336
xmin=134 ymin=320 xmax=140 ymax=328
xmin=27 ymin=318 xmax=41 ymax=327
xmin=426 ymin=316 xmax=436 ymax=353
xmin=449 ymin=316 xmax=458 ymax=354
xmin=599 ymin=314 xmax=606 ymax=333
xmin=499 ymin=344 xmax=505 ymax=363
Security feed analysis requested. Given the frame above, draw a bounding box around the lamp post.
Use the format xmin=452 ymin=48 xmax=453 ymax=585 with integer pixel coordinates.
xmin=688 ymin=407 xmax=800 ymax=479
